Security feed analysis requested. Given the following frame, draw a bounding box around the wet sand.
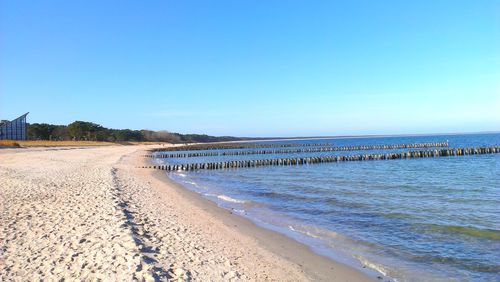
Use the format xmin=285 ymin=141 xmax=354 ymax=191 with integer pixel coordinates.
xmin=0 ymin=145 xmax=373 ymax=281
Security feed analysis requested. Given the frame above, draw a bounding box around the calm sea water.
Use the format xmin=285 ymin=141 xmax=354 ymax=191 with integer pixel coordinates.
xmin=156 ymin=133 xmax=500 ymax=281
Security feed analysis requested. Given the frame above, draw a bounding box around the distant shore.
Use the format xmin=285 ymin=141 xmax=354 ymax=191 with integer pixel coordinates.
xmin=0 ymin=140 xmax=170 ymax=148
xmin=0 ymin=145 xmax=373 ymax=281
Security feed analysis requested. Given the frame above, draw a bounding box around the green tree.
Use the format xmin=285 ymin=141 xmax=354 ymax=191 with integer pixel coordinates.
xmin=67 ymin=121 xmax=104 ymax=140
xmin=28 ymin=123 xmax=57 ymax=140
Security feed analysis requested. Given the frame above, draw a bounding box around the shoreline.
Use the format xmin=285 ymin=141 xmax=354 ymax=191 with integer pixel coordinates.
xmin=143 ymin=150 xmax=378 ymax=281
xmin=147 ymin=165 xmax=376 ymax=281
xmin=1 ymin=145 xmax=374 ymax=281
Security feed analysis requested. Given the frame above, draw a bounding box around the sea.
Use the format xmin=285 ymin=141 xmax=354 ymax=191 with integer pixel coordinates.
xmin=154 ymin=133 xmax=500 ymax=281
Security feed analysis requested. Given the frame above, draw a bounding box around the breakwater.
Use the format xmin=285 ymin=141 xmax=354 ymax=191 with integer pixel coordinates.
xmin=149 ymin=142 xmax=449 ymax=158
xmin=150 ymin=142 xmax=333 ymax=152
xmin=143 ymin=146 xmax=499 ymax=171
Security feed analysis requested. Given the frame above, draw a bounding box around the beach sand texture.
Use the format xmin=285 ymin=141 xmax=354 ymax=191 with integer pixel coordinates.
xmin=0 ymin=146 xmax=371 ymax=281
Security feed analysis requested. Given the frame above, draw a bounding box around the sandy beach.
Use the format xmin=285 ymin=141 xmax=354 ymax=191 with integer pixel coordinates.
xmin=0 ymin=145 xmax=373 ymax=281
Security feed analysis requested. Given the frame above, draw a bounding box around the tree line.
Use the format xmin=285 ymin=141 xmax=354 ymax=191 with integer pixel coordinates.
xmin=27 ymin=121 xmax=246 ymax=143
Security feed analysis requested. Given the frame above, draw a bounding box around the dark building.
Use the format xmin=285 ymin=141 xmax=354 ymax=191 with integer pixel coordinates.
xmin=0 ymin=112 xmax=29 ymax=140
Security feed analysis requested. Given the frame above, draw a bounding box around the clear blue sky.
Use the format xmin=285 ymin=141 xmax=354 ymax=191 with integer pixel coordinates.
xmin=1 ymin=1 xmax=499 ymax=137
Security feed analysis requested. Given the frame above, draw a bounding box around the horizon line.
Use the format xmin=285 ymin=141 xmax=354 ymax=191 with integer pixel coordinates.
xmin=236 ymin=131 xmax=500 ymax=142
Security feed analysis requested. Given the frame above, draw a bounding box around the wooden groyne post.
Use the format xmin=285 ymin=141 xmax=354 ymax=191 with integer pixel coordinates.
xmin=150 ymin=142 xmax=334 ymax=153
xmin=145 ymin=141 xmax=450 ymax=158
xmin=142 ymin=146 xmax=500 ymax=171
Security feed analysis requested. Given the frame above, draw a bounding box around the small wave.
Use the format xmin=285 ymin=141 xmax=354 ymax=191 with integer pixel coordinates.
xmin=183 ymin=180 xmax=199 ymax=187
xmin=232 ymin=209 xmax=246 ymax=215
xmin=177 ymin=173 xmax=187 ymax=178
xmin=288 ymin=225 xmax=320 ymax=239
xmin=425 ymin=224 xmax=500 ymax=241
xmin=288 ymin=224 xmax=341 ymax=240
xmin=217 ymin=195 xmax=247 ymax=204
xmin=355 ymin=256 xmax=390 ymax=278
xmin=410 ymin=254 xmax=500 ymax=273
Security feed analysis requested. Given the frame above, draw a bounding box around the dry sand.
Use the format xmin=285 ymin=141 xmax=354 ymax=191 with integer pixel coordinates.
xmin=0 ymin=145 xmax=373 ymax=281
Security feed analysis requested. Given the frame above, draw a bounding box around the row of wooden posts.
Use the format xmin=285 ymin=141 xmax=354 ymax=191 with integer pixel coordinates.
xmin=147 ymin=142 xmax=450 ymax=158
xmin=150 ymin=142 xmax=334 ymax=152
xmin=141 ymin=146 xmax=500 ymax=171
